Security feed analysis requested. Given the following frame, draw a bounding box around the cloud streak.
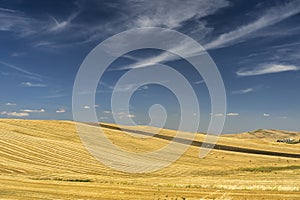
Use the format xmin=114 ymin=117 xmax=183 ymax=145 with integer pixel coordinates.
xmin=0 ymin=5 xmax=83 ymax=48
xmin=21 ymin=82 xmax=46 ymax=87
xmin=75 ymin=0 xmax=229 ymax=45
xmin=210 ymin=113 xmax=239 ymax=117
xmin=6 ymin=102 xmax=16 ymax=106
xmin=237 ymin=64 xmax=299 ymax=77
xmin=232 ymin=88 xmax=254 ymax=94
xmin=204 ymin=0 xmax=300 ymax=49
xmin=21 ymin=109 xmax=45 ymax=113
xmin=130 ymin=0 xmax=229 ymax=29
xmin=48 ymin=10 xmax=80 ymax=32
xmin=56 ymin=109 xmax=66 ymax=113
xmin=109 ymin=37 xmax=207 ymax=71
xmin=0 ymin=61 xmax=43 ymax=81
xmin=0 ymin=7 xmax=35 ymax=36
xmin=105 ymin=1 xmax=300 ymax=72
xmin=0 ymin=111 xmax=29 ymax=117
xmin=227 ymin=113 xmax=239 ymax=116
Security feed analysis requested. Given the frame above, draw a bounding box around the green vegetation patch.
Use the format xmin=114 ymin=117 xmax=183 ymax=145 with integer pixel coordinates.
xmin=239 ymin=165 xmax=300 ymax=173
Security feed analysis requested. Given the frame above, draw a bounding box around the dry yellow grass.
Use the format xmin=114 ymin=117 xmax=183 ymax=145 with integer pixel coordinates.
xmin=0 ymin=119 xmax=300 ymax=199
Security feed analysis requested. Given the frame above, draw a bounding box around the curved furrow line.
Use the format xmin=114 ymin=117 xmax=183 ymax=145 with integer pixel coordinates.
xmin=0 ymin=121 xmax=77 ymax=141
xmin=0 ymin=141 xmax=97 ymax=173
xmin=5 ymin=130 xmax=126 ymax=171
xmin=0 ymin=149 xmax=64 ymax=172
xmin=0 ymin=141 xmax=105 ymax=174
xmin=1 ymin=134 xmax=91 ymax=162
xmin=0 ymin=139 xmax=110 ymax=174
xmin=0 ymin=148 xmax=104 ymax=176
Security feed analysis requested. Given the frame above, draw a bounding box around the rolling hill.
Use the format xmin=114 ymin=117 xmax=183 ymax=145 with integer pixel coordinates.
xmin=0 ymin=119 xmax=300 ymax=199
xmin=224 ymin=129 xmax=300 ymax=142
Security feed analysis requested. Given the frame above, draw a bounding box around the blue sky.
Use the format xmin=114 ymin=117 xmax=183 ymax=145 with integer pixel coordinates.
xmin=0 ymin=0 xmax=300 ymax=133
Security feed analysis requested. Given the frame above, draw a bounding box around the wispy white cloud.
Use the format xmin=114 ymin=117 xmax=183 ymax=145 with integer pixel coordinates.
xmin=140 ymin=85 xmax=149 ymax=90
xmin=237 ymin=64 xmax=299 ymax=76
xmin=77 ymin=0 xmax=229 ymax=45
xmin=56 ymin=109 xmax=66 ymax=113
xmin=34 ymin=41 xmax=56 ymax=48
xmin=0 ymin=111 xmax=29 ymax=117
xmin=194 ymin=80 xmax=205 ymax=85
xmin=0 ymin=5 xmax=80 ymax=37
xmin=210 ymin=113 xmax=224 ymax=117
xmin=111 ymin=84 xmax=136 ymax=92
xmin=271 ymin=41 xmax=300 ymax=49
xmin=232 ymin=88 xmax=254 ymax=94
xmin=48 ymin=10 xmax=79 ymax=32
xmin=21 ymin=109 xmax=45 ymax=113
xmin=0 ymin=6 xmax=83 ymax=48
xmin=204 ymin=1 xmax=300 ymax=49
xmin=227 ymin=112 xmax=239 ymax=116
xmin=109 ymin=38 xmax=206 ymax=71
xmin=21 ymin=82 xmax=46 ymax=87
xmin=11 ymin=52 xmax=25 ymax=57
xmin=0 ymin=71 xmax=9 ymax=76
xmin=101 ymin=110 xmax=135 ymax=119
xmin=115 ymin=111 xmax=135 ymax=119
xmin=6 ymin=102 xmax=16 ymax=106
xmin=0 ymin=1 xmax=227 ymax=49
xmin=106 ymin=82 xmax=152 ymax=93
xmin=130 ymin=0 xmax=229 ymax=29
xmin=0 ymin=7 xmax=16 ymax=13
xmin=41 ymin=94 xmax=67 ymax=99
xmin=263 ymin=113 xmax=270 ymax=117
xmin=49 ymin=17 xmax=68 ymax=32
xmin=127 ymin=114 xmax=135 ymax=118
xmin=41 ymin=89 xmax=68 ymax=99
xmin=3 ymin=0 xmax=297 ymax=52
xmin=211 ymin=113 xmax=239 ymax=117
xmin=0 ymin=61 xmax=43 ymax=81
xmin=0 ymin=7 xmax=36 ymax=36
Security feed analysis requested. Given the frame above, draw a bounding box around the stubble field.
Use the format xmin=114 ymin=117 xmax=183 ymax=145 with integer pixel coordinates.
xmin=0 ymin=119 xmax=299 ymax=199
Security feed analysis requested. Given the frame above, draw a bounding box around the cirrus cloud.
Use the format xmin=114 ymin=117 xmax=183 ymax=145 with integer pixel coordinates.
xmin=232 ymin=88 xmax=254 ymax=94
xmin=236 ymin=64 xmax=299 ymax=77
xmin=204 ymin=0 xmax=300 ymax=49
xmin=6 ymin=102 xmax=16 ymax=106
xmin=21 ymin=82 xmax=46 ymax=87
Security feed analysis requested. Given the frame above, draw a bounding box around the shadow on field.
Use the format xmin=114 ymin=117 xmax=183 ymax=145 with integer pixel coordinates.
xmin=84 ymin=123 xmax=300 ymax=159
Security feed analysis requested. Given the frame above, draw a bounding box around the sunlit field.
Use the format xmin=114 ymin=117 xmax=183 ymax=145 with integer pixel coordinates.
xmin=1 ymin=119 xmax=299 ymax=199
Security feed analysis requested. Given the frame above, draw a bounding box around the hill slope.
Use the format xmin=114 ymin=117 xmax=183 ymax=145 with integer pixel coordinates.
xmin=224 ymin=129 xmax=300 ymax=142
xmin=0 ymin=119 xmax=300 ymax=199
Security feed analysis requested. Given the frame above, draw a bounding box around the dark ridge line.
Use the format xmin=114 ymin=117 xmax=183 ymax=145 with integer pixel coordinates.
xmin=83 ymin=122 xmax=300 ymax=159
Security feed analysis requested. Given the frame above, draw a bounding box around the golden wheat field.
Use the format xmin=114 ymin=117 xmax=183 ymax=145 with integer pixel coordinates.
xmin=0 ymin=119 xmax=300 ymax=199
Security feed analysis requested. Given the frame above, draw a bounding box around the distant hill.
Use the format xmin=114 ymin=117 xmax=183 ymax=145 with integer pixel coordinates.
xmin=224 ymin=129 xmax=300 ymax=142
